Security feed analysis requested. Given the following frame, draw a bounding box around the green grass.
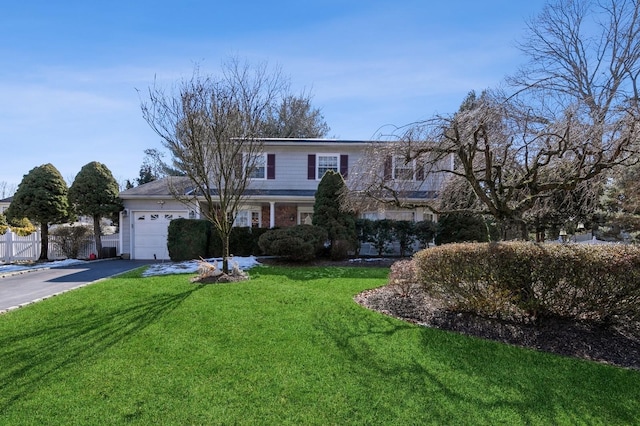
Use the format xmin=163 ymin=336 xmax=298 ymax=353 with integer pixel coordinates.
xmin=0 ymin=265 xmax=638 ymax=425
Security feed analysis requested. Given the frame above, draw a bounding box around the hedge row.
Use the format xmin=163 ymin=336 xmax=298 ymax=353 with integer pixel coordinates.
xmin=412 ymin=242 xmax=640 ymax=324
xmin=257 ymin=225 xmax=328 ymax=261
xmin=356 ymin=219 xmax=436 ymax=256
xmin=167 ymin=219 xmax=269 ymax=261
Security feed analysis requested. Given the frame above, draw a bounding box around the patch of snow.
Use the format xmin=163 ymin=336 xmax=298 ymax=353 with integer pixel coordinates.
xmin=349 ymin=258 xmax=387 ymax=263
xmin=142 ymin=256 xmax=261 ymax=277
xmin=0 ymin=259 xmax=84 ymax=274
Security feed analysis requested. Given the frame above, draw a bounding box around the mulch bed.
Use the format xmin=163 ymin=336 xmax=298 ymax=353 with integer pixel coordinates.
xmin=355 ymin=284 xmax=640 ymax=371
xmin=260 ymin=257 xmax=640 ymax=370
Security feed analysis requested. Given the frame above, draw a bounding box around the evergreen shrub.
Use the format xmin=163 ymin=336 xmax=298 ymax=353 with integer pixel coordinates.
xmin=167 ymin=219 xmax=210 ymax=261
xmin=258 ymin=225 xmax=328 ymax=261
xmin=330 ymin=239 xmax=352 ymax=260
xmin=208 ymin=226 xmax=270 ymax=257
xmin=435 ymin=213 xmax=495 ymax=245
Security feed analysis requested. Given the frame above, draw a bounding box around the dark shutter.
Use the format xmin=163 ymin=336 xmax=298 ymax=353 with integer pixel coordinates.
xmin=416 ymin=159 xmax=424 ymax=181
xmin=267 ymin=154 xmax=276 ymax=179
xmin=383 ymin=156 xmax=392 ymax=180
xmin=340 ymin=154 xmax=349 ymax=178
xmin=307 ymin=154 xmax=316 ymax=180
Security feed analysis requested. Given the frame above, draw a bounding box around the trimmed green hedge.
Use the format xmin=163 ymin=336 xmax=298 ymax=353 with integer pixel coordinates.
xmin=258 ymin=225 xmax=328 ymax=261
xmin=167 ymin=219 xmax=268 ymax=261
xmin=413 ymin=242 xmax=640 ymax=323
xmin=208 ymin=227 xmax=271 ymax=257
xmin=167 ymin=219 xmax=211 ymax=261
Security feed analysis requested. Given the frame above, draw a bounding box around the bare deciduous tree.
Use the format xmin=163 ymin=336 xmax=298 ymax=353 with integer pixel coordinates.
xmin=347 ymin=0 xmax=640 ymax=239
xmin=0 ymin=181 xmax=17 ymax=199
xmin=141 ymin=58 xmax=289 ymax=272
xmin=261 ymin=93 xmax=330 ymax=138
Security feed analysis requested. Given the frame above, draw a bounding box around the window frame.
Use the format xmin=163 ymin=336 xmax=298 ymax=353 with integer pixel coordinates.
xmin=392 ymin=155 xmax=416 ymax=181
xmin=246 ymin=152 xmax=267 ymax=180
xmin=316 ymin=153 xmax=340 ymax=180
xmin=233 ymin=208 xmax=262 ymax=228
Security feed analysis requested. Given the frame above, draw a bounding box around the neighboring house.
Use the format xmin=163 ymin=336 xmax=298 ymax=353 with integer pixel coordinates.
xmin=118 ymin=139 xmax=450 ymax=260
xmin=0 ymin=197 xmax=11 ymax=215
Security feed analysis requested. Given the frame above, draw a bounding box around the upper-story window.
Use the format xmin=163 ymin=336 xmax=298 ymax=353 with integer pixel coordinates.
xmin=245 ymin=153 xmax=275 ymax=180
xmin=393 ymin=156 xmax=416 ymax=181
xmin=246 ymin=153 xmax=267 ymax=179
xmin=308 ymin=154 xmax=348 ymax=180
xmin=317 ymin=154 xmax=339 ymax=179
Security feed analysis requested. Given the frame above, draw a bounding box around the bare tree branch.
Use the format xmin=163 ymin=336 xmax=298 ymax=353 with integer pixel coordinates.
xmin=140 ymin=58 xmax=289 ymax=272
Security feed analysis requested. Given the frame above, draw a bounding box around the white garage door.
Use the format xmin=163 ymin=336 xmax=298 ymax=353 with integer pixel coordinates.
xmin=133 ymin=211 xmax=187 ymax=260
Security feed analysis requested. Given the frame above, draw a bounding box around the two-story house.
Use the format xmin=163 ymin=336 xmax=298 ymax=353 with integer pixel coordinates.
xmin=118 ymin=138 xmax=449 ymax=259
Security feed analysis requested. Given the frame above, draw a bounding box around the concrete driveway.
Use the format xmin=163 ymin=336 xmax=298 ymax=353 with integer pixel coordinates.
xmin=0 ymin=259 xmax=153 ymax=313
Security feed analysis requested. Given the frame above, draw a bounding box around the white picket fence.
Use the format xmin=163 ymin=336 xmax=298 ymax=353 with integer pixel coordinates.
xmin=0 ymin=230 xmax=120 ymax=262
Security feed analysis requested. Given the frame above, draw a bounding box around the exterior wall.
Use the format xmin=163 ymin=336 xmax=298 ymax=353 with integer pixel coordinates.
xmin=119 ymin=139 xmax=451 ymax=258
xmin=261 ymin=205 xmax=270 ymax=228
xmin=120 ymin=199 xmax=190 ymax=258
xmin=246 ymin=143 xmax=367 ymax=191
xmin=274 ymin=205 xmax=298 ymax=228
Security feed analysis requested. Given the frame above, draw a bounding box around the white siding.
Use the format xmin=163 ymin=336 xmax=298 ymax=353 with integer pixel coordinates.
xmin=247 ymin=145 xmax=366 ymax=191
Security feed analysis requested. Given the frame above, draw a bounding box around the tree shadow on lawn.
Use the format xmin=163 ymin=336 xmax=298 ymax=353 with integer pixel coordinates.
xmin=0 ymin=285 xmax=203 ymax=413
xmin=314 ymin=306 xmax=640 ymax=424
xmin=250 ymin=264 xmax=389 ymax=282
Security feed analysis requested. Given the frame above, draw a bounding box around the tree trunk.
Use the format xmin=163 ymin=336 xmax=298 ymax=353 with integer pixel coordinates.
xmin=222 ymin=232 xmax=230 ymax=274
xmin=519 ymin=221 xmax=529 ymax=241
xmin=93 ymin=214 xmax=103 ymax=259
xmin=39 ymin=223 xmax=49 ymax=261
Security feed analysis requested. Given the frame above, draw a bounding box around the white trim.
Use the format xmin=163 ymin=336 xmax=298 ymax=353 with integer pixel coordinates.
xmin=316 ymin=153 xmax=340 ymax=180
xmin=392 ymin=155 xmax=416 ymax=181
xmin=269 ymin=202 xmax=275 ymax=228
xmin=234 ymin=206 xmax=262 ymax=228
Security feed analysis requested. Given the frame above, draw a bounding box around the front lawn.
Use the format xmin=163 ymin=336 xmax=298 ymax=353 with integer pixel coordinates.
xmin=0 ymin=265 xmax=638 ymax=424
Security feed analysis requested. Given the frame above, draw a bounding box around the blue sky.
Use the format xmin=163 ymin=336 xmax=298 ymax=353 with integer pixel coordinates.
xmin=0 ymin=0 xmax=547 ymax=189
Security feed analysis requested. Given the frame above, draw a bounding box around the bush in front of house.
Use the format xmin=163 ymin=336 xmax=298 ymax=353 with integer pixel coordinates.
xmin=168 ymin=219 xmax=271 ymax=261
xmin=354 ymin=218 xmax=375 ymax=256
xmin=392 ymin=220 xmax=416 ymax=257
xmin=435 ymin=213 xmax=496 ymax=245
xmin=258 ymin=225 xmax=328 ymax=261
xmin=414 ymin=220 xmax=437 ymax=248
xmin=330 ymin=239 xmax=353 ymax=260
xmin=388 ymin=259 xmax=418 ymax=297
xmin=413 ymin=242 xmax=640 ymax=324
xmin=208 ymin=226 xmax=271 ymax=257
xmin=312 ymin=170 xmax=357 ymax=259
xmin=167 ymin=218 xmax=211 ymax=261
xmin=369 ymin=219 xmax=394 ymax=256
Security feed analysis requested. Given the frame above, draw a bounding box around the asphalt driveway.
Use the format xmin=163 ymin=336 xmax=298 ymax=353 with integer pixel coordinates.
xmin=0 ymin=259 xmax=154 ymax=313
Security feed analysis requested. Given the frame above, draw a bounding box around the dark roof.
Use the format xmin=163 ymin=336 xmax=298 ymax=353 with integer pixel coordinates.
xmin=120 ymin=178 xmax=438 ymax=201
xmin=119 ymin=177 xmax=192 ymax=198
xmin=260 ymin=138 xmax=382 ymax=145
xmin=191 ymin=189 xmax=318 ymax=198
xmin=0 ymin=196 xmax=12 ymax=203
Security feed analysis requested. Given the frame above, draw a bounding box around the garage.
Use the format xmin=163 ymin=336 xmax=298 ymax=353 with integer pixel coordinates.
xmin=133 ymin=211 xmax=187 ymax=260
